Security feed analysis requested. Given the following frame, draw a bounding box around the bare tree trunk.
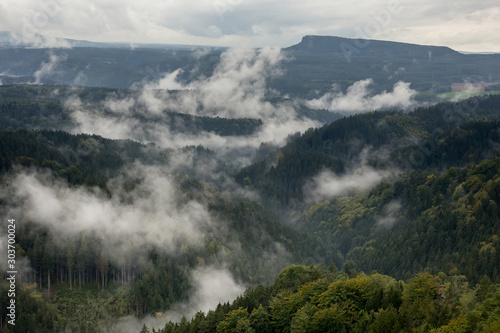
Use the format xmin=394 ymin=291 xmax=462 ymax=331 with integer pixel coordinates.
xmin=47 ymin=270 xmax=51 ymax=297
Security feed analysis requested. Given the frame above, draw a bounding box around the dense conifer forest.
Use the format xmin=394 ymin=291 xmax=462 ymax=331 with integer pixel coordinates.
xmin=1 ymin=36 xmax=500 ymax=332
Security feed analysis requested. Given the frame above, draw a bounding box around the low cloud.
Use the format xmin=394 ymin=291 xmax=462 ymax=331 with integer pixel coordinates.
xmin=27 ymin=35 xmax=72 ymax=49
xmin=305 ymin=166 xmax=395 ymax=202
xmin=139 ymin=47 xmax=285 ymax=119
xmin=7 ymin=165 xmax=212 ymax=266
xmin=65 ymin=47 xmax=320 ymax=167
xmin=33 ymin=51 xmax=67 ymax=84
xmin=5 ymin=31 xmax=72 ymax=49
xmin=109 ymin=266 xmax=245 ymax=333
xmin=1 ymin=161 xmax=279 ymax=327
xmin=376 ymin=200 xmax=402 ymax=229
xmin=167 ymin=266 xmax=246 ymax=321
xmin=306 ymin=79 xmax=417 ymax=113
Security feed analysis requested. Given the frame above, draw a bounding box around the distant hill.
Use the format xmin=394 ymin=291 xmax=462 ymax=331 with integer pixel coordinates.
xmin=278 ymin=35 xmax=500 ymax=99
xmin=1 ymin=32 xmax=499 ymax=100
xmin=286 ymin=35 xmax=461 ymax=58
xmin=0 ymin=30 xmax=210 ymax=49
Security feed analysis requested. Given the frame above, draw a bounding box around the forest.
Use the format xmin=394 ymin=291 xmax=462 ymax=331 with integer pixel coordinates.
xmin=2 ymin=36 xmax=500 ymax=100
xmin=1 ymin=83 xmax=500 ymax=331
xmin=139 ymin=264 xmax=500 ymax=333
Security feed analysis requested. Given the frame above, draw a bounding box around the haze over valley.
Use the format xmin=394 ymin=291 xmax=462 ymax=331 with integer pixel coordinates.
xmin=1 ymin=3 xmax=500 ymax=331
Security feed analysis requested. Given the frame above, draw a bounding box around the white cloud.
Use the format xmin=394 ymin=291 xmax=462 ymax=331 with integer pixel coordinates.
xmin=33 ymin=51 xmax=67 ymax=84
xmin=168 ymin=266 xmax=246 ymax=320
xmin=103 ymin=96 xmax=136 ymax=115
xmin=140 ymin=47 xmax=285 ymax=119
xmin=305 ymin=166 xmax=395 ymax=202
xmin=376 ymin=200 xmax=402 ymax=229
xmin=9 ymin=166 xmax=212 ymax=266
xmin=306 ymin=79 xmax=417 ymax=113
xmin=65 ymin=47 xmax=320 ymax=166
xmin=108 ymin=266 xmax=245 ymax=332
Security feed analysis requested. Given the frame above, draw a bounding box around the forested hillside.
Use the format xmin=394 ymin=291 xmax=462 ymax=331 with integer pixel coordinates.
xmin=280 ymin=35 xmax=500 ymax=97
xmin=1 ymin=81 xmax=500 ymax=331
xmin=0 ymin=129 xmax=320 ymax=331
xmin=2 ymin=36 xmax=500 ymax=99
xmin=235 ymin=94 xmax=500 ymax=286
xmin=140 ymin=264 xmax=500 ymax=332
xmin=0 ymin=85 xmax=264 ymax=136
xmin=237 ymin=94 xmax=500 ymax=204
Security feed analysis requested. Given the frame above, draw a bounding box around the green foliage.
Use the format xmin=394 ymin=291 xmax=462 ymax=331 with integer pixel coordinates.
xmin=0 ymin=282 xmax=60 ymax=332
xmin=3 ymin=84 xmax=500 ymax=333
xmin=272 ymin=265 xmax=330 ymax=292
xmin=143 ymin=265 xmax=500 ymax=333
xmin=238 ymin=94 xmax=500 ymax=205
xmin=281 ymin=36 xmax=500 ymax=99
xmin=249 ymin=305 xmax=271 ymax=333
xmin=216 ymin=307 xmax=250 ymax=333
xmin=368 ymin=305 xmax=399 ymax=333
xmin=0 ymin=85 xmax=263 ymax=136
xmin=342 ymin=158 xmax=500 ymax=283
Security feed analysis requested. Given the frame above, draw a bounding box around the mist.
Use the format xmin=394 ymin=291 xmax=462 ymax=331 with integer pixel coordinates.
xmin=33 ymin=51 xmax=67 ymax=84
xmin=306 ymin=79 xmax=417 ymax=113
xmin=64 ymin=47 xmax=320 ymax=167
xmin=376 ymin=200 xmax=403 ymax=229
xmin=165 ymin=266 xmax=246 ymax=321
xmin=109 ymin=266 xmax=245 ymax=333
xmin=1 ymin=159 xmax=281 ymax=324
xmin=5 ymin=165 xmax=213 ymax=267
xmin=304 ymin=166 xmax=395 ymax=203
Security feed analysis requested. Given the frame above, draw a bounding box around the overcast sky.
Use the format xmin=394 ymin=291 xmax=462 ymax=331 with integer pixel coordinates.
xmin=1 ymin=0 xmax=499 ymax=51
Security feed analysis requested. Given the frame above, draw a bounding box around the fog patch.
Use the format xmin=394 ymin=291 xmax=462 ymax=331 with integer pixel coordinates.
xmin=376 ymin=200 xmax=403 ymax=229
xmin=103 ymin=96 xmax=136 ymax=116
xmin=167 ymin=266 xmax=246 ymax=321
xmin=7 ymin=165 xmax=212 ymax=267
xmin=64 ymin=47 xmax=320 ymax=167
xmin=28 ymin=35 xmax=72 ymax=49
xmin=33 ymin=51 xmax=67 ymax=84
xmin=305 ymin=166 xmax=395 ymax=203
xmin=138 ymin=47 xmax=285 ymax=119
xmin=306 ymin=79 xmax=417 ymax=113
xmin=108 ymin=266 xmax=245 ymax=332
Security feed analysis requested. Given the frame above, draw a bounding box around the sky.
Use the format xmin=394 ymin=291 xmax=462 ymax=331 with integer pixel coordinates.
xmin=1 ymin=0 xmax=499 ymax=52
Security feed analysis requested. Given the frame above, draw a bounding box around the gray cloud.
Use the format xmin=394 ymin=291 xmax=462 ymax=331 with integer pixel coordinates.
xmin=0 ymin=0 xmax=498 ymax=51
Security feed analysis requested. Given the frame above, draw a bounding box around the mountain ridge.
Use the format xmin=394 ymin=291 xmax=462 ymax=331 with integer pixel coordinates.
xmin=1 ymin=30 xmax=481 ymax=55
xmin=286 ymin=35 xmax=462 ymax=58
